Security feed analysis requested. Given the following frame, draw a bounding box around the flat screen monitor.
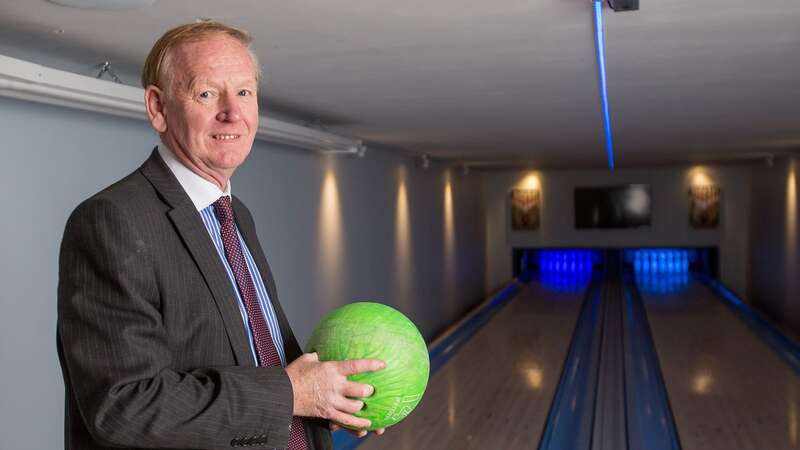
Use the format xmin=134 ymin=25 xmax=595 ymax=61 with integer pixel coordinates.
xmin=575 ymin=184 xmax=651 ymax=229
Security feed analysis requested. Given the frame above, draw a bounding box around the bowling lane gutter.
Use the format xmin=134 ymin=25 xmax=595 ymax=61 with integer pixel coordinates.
xmin=538 ymin=275 xmax=682 ymax=450
xmin=426 ymin=279 xmax=521 ymax=373
xmin=333 ymin=278 xmax=522 ymax=450
xmin=623 ymin=276 xmax=682 ymax=450
xmin=698 ymin=274 xmax=800 ymax=375
xmin=538 ymin=276 xmax=604 ymax=450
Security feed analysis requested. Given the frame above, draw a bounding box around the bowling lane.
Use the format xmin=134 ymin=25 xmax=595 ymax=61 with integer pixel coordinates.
xmin=641 ymin=280 xmax=800 ymax=450
xmin=359 ymin=280 xmax=587 ymax=450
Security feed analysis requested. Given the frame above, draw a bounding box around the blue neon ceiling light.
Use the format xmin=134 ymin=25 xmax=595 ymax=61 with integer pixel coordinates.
xmin=593 ymin=0 xmax=615 ymax=169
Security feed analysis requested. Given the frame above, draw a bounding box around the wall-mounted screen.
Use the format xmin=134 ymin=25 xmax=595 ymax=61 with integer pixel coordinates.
xmin=575 ymin=184 xmax=651 ymax=229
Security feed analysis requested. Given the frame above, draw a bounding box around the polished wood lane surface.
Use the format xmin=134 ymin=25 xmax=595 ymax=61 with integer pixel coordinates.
xmin=642 ymin=281 xmax=800 ymax=450
xmin=360 ymin=281 xmax=586 ymax=450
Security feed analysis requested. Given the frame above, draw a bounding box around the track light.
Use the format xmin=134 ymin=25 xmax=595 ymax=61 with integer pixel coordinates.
xmin=46 ymin=0 xmax=156 ymax=10
xmin=95 ymin=61 xmax=122 ymax=84
xmin=319 ymin=143 xmax=365 ymax=157
xmin=0 ymin=55 xmax=363 ymax=153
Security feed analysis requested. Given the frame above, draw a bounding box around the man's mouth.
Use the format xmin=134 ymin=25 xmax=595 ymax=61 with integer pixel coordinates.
xmin=212 ymin=133 xmax=240 ymax=141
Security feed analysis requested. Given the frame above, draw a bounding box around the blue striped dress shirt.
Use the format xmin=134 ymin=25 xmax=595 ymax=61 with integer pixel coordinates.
xmin=157 ymin=144 xmax=286 ymax=367
xmin=200 ymin=205 xmax=287 ymax=367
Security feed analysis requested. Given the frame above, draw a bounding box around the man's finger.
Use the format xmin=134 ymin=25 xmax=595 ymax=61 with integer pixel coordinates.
xmin=347 ymin=429 xmax=368 ymax=438
xmin=330 ymin=410 xmax=371 ymax=430
xmin=336 ymin=397 xmax=366 ymax=414
xmin=342 ymin=380 xmax=374 ymax=398
xmin=330 ymin=421 xmax=383 ymax=437
xmin=337 ymin=359 xmax=386 ymax=376
xmin=329 ymin=421 xmax=367 ymax=437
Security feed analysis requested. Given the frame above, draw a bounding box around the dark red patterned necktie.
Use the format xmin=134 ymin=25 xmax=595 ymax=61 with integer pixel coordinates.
xmin=213 ymin=196 xmax=309 ymax=450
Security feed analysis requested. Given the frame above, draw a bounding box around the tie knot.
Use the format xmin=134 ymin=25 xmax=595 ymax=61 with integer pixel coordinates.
xmin=213 ymin=196 xmax=234 ymax=224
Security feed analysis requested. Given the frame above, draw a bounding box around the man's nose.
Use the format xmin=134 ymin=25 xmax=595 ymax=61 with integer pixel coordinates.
xmin=216 ymin=92 xmax=242 ymax=122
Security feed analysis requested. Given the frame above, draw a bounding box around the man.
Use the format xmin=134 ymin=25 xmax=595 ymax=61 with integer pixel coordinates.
xmin=57 ymin=22 xmax=384 ymax=449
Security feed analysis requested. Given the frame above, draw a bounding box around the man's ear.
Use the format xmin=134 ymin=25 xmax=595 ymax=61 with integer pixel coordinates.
xmin=144 ymin=85 xmax=167 ymax=133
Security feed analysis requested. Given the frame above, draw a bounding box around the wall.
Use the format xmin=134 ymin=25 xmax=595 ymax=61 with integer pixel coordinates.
xmin=750 ymin=155 xmax=800 ymax=338
xmin=484 ymin=165 xmax=752 ymax=296
xmin=0 ymin=96 xmax=485 ymax=449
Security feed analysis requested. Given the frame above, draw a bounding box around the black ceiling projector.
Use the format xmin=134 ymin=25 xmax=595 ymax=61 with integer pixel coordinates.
xmin=608 ymin=0 xmax=639 ymax=12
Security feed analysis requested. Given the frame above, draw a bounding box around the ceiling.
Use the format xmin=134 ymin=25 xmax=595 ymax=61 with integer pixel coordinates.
xmin=1 ymin=0 xmax=799 ymax=168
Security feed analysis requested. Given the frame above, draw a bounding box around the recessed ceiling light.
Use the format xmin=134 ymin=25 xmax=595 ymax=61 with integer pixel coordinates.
xmin=46 ymin=0 xmax=157 ymax=10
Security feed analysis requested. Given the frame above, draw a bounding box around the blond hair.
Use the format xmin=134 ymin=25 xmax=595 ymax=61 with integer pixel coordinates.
xmin=141 ymin=21 xmax=260 ymax=93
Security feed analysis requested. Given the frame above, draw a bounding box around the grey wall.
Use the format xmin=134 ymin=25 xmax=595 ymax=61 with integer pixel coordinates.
xmin=0 ymin=96 xmax=486 ymax=449
xmin=484 ymin=166 xmax=752 ymax=296
xmin=750 ymin=155 xmax=800 ymax=338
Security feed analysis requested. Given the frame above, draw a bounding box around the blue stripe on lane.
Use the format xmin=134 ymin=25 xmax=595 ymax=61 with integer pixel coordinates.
xmin=428 ymin=280 xmax=520 ymax=373
xmin=699 ymin=275 xmax=800 ymax=376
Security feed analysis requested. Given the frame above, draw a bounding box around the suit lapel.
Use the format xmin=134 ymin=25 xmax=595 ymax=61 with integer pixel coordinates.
xmin=139 ymin=149 xmax=255 ymax=366
xmin=232 ymin=197 xmax=303 ymax=362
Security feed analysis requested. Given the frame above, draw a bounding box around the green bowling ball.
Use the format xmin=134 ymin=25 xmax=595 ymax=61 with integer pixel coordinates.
xmin=306 ymin=302 xmax=429 ymax=430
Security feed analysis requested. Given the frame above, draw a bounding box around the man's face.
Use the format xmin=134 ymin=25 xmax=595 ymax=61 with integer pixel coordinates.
xmin=156 ymin=34 xmax=259 ymax=186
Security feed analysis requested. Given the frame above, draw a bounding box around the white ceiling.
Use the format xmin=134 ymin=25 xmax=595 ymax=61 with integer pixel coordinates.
xmin=1 ymin=0 xmax=799 ymax=167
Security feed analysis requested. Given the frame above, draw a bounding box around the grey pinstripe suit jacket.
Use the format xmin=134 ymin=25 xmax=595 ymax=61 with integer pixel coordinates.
xmin=57 ymin=149 xmax=332 ymax=450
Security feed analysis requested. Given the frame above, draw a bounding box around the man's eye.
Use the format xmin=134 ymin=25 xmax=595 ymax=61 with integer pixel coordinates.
xmin=199 ymin=91 xmax=212 ymax=99
xmin=238 ymin=89 xmax=251 ymax=96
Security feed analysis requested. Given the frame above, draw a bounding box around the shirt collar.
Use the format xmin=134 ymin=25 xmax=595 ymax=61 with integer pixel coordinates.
xmin=157 ymin=141 xmax=231 ymax=211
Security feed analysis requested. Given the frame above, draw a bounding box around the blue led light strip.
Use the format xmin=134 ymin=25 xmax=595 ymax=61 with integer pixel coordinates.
xmin=594 ymin=0 xmax=615 ymax=169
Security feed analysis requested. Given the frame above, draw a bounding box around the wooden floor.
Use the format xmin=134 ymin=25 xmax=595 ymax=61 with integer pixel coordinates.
xmin=643 ymin=281 xmax=800 ymax=450
xmin=359 ymin=281 xmax=586 ymax=450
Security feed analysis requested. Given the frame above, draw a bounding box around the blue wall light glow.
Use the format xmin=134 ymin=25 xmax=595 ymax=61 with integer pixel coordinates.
xmin=626 ymin=249 xmax=696 ymax=294
xmin=538 ymin=250 xmax=598 ymax=274
xmin=538 ymin=250 xmax=598 ymax=293
xmin=626 ymin=249 xmax=697 ymax=274
xmin=594 ymin=0 xmax=615 ymax=169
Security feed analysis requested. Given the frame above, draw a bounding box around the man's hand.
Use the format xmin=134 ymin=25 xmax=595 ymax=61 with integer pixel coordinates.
xmin=285 ymin=352 xmax=385 ymax=430
xmin=329 ymin=422 xmax=386 ymax=438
